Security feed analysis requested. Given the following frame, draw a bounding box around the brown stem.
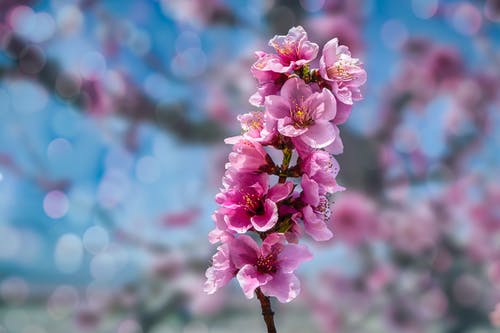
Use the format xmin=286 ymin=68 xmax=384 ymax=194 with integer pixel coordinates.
xmin=256 ymin=287 xmax=277 ymax=333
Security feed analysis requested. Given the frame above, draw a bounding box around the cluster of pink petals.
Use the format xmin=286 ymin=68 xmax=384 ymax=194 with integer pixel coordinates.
xmin=205 ymin=26 xmax=366 ymax=303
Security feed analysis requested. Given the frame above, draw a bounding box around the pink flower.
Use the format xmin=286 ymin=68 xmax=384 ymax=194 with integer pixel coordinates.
xmin=268 ymin=26 xmax=319 ymax=71
xmin=330 ymin=192 xmax=378 ymax=246
xmin=236 ymin=111 xmax=276 ymax=143
xmin=298 ymin=195 xmax=334 ymax=241
xmin=231 ymin=233 xmax=312 ymax=303
xmin=250 ymin=54 xmax=287 ymax=107
xmin=217 ymin=175 xmax=294 ymax=233
xmin=219 ymin=166 xmax=266 ymax=192
xmin=319 ymin=38 xmax=366 ymax=106
xmin=224 ymin=138 xmax=271 ymax=173
xmin=249 ymin=26 xmax=318 ymax=106
xmin=252 ymin=26 xmax=318 ymax=74
xmin=301 ymin=150 xmax=344 ymax=194
xmin=266 ymin=77 xmax=338 ymax=149
xmin=227 ymin=111 xmax=278 ymax=146
xmin=204 ymin=242 xmax=236 ymax=294
xmin=208 ymin=210 xmax=234 ymax=244
xmin=382 ymin=203 xmax=439 ymax=255
xmin=293 ymin=126 xmax=344 ymax=157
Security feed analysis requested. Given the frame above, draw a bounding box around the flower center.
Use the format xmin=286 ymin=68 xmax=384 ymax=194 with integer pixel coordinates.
xmin=326 ymin=63 xmax=353 ymax=81
xmin=271 ymin=39 xmax=299 ymax=60
xmin=316 ymin=197 xmax=331 ymax=222
xmin=291 ymin=98 xmax=314 ymax=128
xmin=242 ymin=192 xmax=263 ymax=215
xmin=241 ymin=112 xmax=264 ymax=134
xmin=256 ymin=253 xmax=277 ymax=274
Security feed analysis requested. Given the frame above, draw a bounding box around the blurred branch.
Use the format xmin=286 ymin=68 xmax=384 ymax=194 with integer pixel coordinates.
xmin=0 ymin=32 xmax=228 ymax=143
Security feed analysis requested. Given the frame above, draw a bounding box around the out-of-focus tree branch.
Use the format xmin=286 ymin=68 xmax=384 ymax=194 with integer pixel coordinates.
xmin=0 ymin=31 xmax=229 ymax=143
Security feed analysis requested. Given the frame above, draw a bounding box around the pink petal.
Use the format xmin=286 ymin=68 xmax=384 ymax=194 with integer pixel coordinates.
xmin=321 ymin=38 xmax=340 ymax=67
xmin=249 ymin=91 xmax=264 ymax=107
xmin=324 ymin=126 xmax=344 ymax=155
xmin=309 ymin=88 xmax=336 ymax=121
xmin=344 ymin=66 xmax=367 ymax=87
xmin=261 ymin=233 xmax=286 ymax=257
xmin=278 ymin=243 xmax=313 ymax=272
xmin=299 ymin=40 xmax=319 ymax=62
xmin=301 ymin=174 xmax=320 ymax=207
xmin=302 ymin=206 xmax=333 ymax=241
xmin=267 ymin=182 xmax=294 ymax=202
xmin=279 ymin=121 xmax=308 ymax=137
xmin=251 ymin=199 xmax=278 ymax=232
xmin=333 ymin=101 xmax=352 ymax=125
xmin=236 ymin=264 xmax=272 ymax=299
xmin=265 ymin=95 xmax=289 ymax=119
xmin=281 ymin=77 xmax=312 ymax=102
xmin=229 ymin=235 xmax=260 ymax=269
xmin=300 ymin=121 xmax=336 ymax=148
xmin=225 ymin=209 xmax=252 ymax=233
xmin=224 ymin=135 xmax=244 ymax=144
xmin=334 ymin=85 xmax=353 ymax=105
xmin=260 ymin=271 xmax=300 ymax=303
xmin=204 ymin=243 xmax=235 ymax=294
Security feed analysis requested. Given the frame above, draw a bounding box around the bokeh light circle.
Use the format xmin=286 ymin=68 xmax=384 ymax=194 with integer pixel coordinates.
xmin=57 ymin=5 xmax=83 ymax=35
xmin=411 ymin=0 xmax=439 ymax=19
xmin=47 ymin=138 xmax=73 ymax=160
xmin=83 ymin=226 xmax=109 ymax=254
xmin=47 ymin=285 xmax=79 ymax=319
xmin=117 ymin=319 xmax=142 ymax=333
xmin=43 ymin=190 xmax=69 ymax=219
xmin=0 ymin=277 xmax=29 ymax=305
xmin=19 ymin=45 xmax=46 ymax=74
xmin=54 ymin=233 xmax=83 ymax=273
xmin=451 ymin=3 xmax=482 ymax=36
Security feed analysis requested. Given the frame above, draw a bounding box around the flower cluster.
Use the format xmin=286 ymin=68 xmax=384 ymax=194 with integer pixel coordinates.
xmin=205 ymin=26 xmax=366 ymax=303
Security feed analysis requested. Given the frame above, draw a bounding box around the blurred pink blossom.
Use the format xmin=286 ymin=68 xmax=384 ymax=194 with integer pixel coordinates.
xmin=330 ymin=191 xmax=379 ymax=246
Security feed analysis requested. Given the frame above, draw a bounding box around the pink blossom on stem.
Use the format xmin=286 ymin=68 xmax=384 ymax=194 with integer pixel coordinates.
xmin=204 ymin=242 xmax=236 ymax=295
xmin=250 ymin=54 xmax=287 ymax=107
xmin=236 ymin=111 xmax=277 ymax=143
xmin=205 ymin=26 xmax=365 ymax=327
xmin=225 ymin=138 xmax=272 ymax=173
xmin=217 ymin=175 xmax=294 ymax=233
xmin=301 ymin=150 xmax=344 ymax=193
xmin=319 ymin=37 xmax=366 ymax=107
xmin=253 ymin=26 xmax=319 ymax=75
xmin=231 ymin=234 xmax=312 ymax=303
xmin=298 ymin=195 xmax=334 ymax=241
xmin=266 ymin=77 xmax=338 ymax=149
xmin=208 ymin=210 xmax=234 ymax=244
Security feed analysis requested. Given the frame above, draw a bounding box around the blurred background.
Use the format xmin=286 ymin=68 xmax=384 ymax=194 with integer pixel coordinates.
xmin=0 ymin=0 xmax=499 ymax=332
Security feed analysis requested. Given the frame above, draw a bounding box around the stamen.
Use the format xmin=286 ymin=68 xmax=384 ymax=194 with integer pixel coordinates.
xmin=316 ymin=197 xmax=331 ymax=222
xmin=327 ymin=63 xmax=353 ymax=81
xmin=256 ymin=253 xmax=277 ymax=273
xmin=271 ymin=38 xmax=299 ymax=58
xmin=290 ymin=96 xmax=314 ymax=128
